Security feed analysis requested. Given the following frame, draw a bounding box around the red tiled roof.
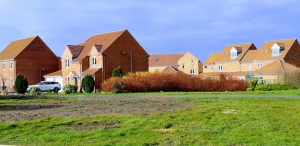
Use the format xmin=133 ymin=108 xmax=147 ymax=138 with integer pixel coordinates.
xmin=44 ymin=70 xmax=62 ymax=77
xmin=83 ymin=68 xmax=102 ymax=75
xmin=74 ymin=30 xmax=126 ymax=61
xmin=254 ymin=60 xmax=300 ymax=75
xmin=162 ymin=66 xmax=179 ymax=73
xmin=205 ymin=43 xmax=256 ymax=64
xmin=67 ymin=45 xmax=84 ymax=59
xmin=0 ymin=36 xmax=37 ymax=60
xmin=149 ymin=54 xmax=184 ymax=68
xmin=248 ymin=39 xmax=297 ymax=61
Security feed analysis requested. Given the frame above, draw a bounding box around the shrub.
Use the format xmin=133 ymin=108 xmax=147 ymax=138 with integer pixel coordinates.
xmin=284 ymin=70 xmax=300 ymax=88
xmin=112 ymin=66 xmax=123 ymax=77
xmin=102 ymin=72 xmax=249 ymax=92
xmin=15 ymin=74 xmax=29 ymax=94
xmin=81 ymin=75 xmax=95 ymax=93
xmin=112 ymin=81 xmax=126 ymax=93
xmin=255 ymin=83 xmax=296 ymax=91
xmin=248 ymin=78 xmax=259 ymax=91
xmin=63 ymin=84 xmax=78 ymax=94
xmin=28 ymin=87 xmax=41 ymax=96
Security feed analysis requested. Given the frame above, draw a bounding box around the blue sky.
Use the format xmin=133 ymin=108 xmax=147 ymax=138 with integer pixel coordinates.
xmin=0 ymin=0 xmax=300 ymax=61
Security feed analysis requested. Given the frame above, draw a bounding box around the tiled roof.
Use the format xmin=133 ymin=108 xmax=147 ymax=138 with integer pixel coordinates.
xmin=162 ymin=66 xmax=179 ymax=73
xmin=254 ymin=60 xmax=300 ymax=75
xmin=241 ymin=50 xmax=258 ymax=62
xmin=93 ymin=44 xmax=102 ymax=52
xmin=67 ymin=45 xmax=84 ymax=59
xmin=82 ymin=68 xmax=102 ymax=75
xmin=0 ymin=36 xmax=38 ymax=60
xmin=74 ymin=30 xmax=126 ymax=61
xmin=149 ymin=54 xmax=184 ymax=68
xmin=44 ymin=70 xmax=62 ymax=77
xmin=204 ymin=43 xmax=256 ymax=64
xmin=251 ymin=39 xmax=297 ymax=61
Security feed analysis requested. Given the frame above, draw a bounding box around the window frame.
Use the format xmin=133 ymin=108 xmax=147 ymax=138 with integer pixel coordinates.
xmin=65 ymin=58 xmax=70 ymax=68
xmin=218 ymin=65 xmax=223 ymax=71
xmin=92 ymin=56 xmax=97 ymax=66
xmin=66 ymin=77 xmax=70 ymax=85
xmin=9 ymin=62 xmax=13 ymax=70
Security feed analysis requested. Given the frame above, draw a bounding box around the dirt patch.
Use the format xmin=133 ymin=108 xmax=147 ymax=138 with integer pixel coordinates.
xmin=222 ymin=110 xmax=238 ymax=114
xmin=0 ymin=96 xmax=192 ymax=122
xmin=58 ymin=120 xmax=122 ymax=131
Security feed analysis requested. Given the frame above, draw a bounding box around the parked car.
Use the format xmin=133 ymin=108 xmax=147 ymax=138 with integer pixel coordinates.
xmin=27 ymin=81 xmax=61 ymax=92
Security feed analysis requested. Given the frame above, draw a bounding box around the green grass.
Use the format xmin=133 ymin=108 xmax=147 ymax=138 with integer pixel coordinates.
xmin=1 ymin=91 xmax=300 ymax=145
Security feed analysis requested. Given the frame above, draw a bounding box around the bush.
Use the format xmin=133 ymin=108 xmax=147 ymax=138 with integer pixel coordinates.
xmin=15 ymin=74 xmax=29 ymax=94
xmin=102 ymin=72 xmax=249 ymax=92
xmin=255 ymin=83 xmax=296 ymax=91
xmin=247 ymin=78 xmax=259 ymax=91
xmin=112 ymin=66 xmax=123 ymax=77
xmin=284 ymin=70 xmax=300 ymax=88
xmin=112 ymin=81 xmax=126 ymax=93
xmin=63 ymin=84 xmax=78 ymax=94
xmin=81 ymin=75 xmax=95 ymax=93
xmin=28 ymin=87 xmax=41 ymax=96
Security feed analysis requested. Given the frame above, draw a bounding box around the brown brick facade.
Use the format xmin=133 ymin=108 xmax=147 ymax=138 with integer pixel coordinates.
xmin=103 ymin=31 xmax=149 ymax=81
xmin=0 ymin=36 xmax=60 ymax=92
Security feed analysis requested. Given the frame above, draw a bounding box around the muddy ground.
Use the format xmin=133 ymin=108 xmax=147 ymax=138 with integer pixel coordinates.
xmin=0 ymin=96 xmax=191 ymax=122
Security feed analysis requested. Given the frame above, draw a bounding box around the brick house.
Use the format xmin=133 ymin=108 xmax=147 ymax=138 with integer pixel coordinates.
xmin=0 ymin=36 xmax=60 ymax=92
xmin=245 ymin=39 xmax=300 ymax=83
xmin=202 ymin=43 xmax=257 ymax=79
xmin=149 ymin=52 xmax=202 ymax=75
xmin=202 ymin=39 xmax=300 ymax=83
xmin=45 ymin=30 xmax=149 ymax=90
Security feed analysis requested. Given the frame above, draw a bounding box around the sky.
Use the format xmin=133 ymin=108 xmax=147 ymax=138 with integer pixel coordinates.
xmin=0 ymin=0 xmax=300 ymax=61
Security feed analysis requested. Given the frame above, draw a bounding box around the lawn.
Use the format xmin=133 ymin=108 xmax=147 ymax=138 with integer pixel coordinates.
xmin=0 ymin=91 xmax=300 ymax=145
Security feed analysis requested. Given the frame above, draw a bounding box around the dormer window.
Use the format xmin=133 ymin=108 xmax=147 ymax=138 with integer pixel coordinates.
xmin=230 ymin=47 xmax=241 ymax=59
xmin=271 ymin=43 xmax=284 ymax=56
xmin=92 ymin=56 xmax=97 ymax=65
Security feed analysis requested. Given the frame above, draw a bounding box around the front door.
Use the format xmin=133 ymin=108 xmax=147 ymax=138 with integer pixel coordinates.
xmin=74 ymin=77 xmax=78 ymax=87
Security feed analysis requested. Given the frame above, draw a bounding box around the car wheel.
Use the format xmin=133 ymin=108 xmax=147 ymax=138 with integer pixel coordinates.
xmin=53 ymin=87 xmax=59 ymax=93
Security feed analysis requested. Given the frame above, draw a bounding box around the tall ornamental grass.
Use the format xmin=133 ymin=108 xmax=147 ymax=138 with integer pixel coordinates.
xmin=102 ymin=72 xmax=248 ymax=92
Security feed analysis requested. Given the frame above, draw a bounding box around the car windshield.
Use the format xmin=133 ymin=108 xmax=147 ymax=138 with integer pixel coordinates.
xmin=38 ymin=82 xmax=44 ymax=85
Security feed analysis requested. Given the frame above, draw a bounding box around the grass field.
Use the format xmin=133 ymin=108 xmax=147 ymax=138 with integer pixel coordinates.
xmin=0 ymin=90 xmax=300 ymax=145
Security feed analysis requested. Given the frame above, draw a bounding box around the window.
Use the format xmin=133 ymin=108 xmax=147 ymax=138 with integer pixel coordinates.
xmin=258 ymin=64 xmax=263 ymax=69
xmin=218 ymin=66 xmax=223 ymax=71
xmin=231 ymin=52 xmax=238 ymax=58
xmin=66 ymin=77 xmax=70 ymax=85
xmin=210 ymin=66 xmax=214 ymax=71
xmin=65 ymin=58 xmax=70 ymax=68
xmin=230 ymin=47 xmax=239 ymax=59
xmin=191 ymin=59 xmax=194 ymax=64
xmin=182 ymin=64 xmax=185 ymax=69
xmin=9 ymin=62 xmax=13 ymax=70
xmin=9 ymin=78 xmax=13 ymax=88
xmin=271 ymin=43 xmax=284 ymax=56
xmin=190 ymin=69 xmax=195 ymax=74
xmin=92 ymin=56 xmax=97 ymax=65
xmin=2 ymin=63 xmax=5 ymax=70
xmin=272 ymin=49 xmax=280 ymax=56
